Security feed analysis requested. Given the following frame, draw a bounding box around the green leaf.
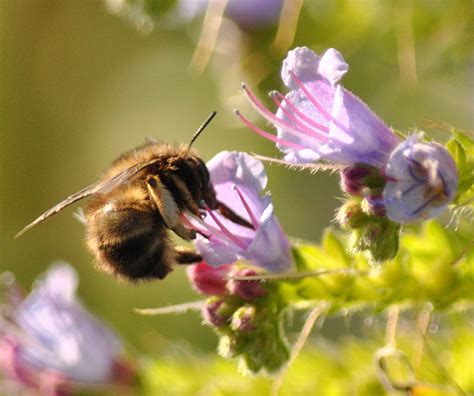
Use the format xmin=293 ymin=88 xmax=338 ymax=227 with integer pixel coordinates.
xmin=322 ymin=230 xmax=351 ymax=267
xmin=447 ymin=130 xmax=474 ymax=208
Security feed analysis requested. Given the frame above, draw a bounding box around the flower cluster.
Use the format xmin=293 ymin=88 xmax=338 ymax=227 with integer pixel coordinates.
xmin=0 ymin=263 xmax=134 ymax=396
xmin=236 ymin=46 xmax=458 ymax=259
xmin=187 ymin=262 xmax=289 ymax=373
xmin=183 ymin=151 xmax=292 ymax=373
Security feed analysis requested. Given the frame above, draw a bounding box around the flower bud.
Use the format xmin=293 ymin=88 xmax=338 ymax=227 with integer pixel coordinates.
xmin=341 ymin=164 xmax=385 ymax=195
xmin=187 ymin=262 xmax=231 ymax=296
xmin=231 ymin=306 xmax=257 ymax=333
xmin=383 ymin=138 xmax=458 ymax=223
xmin=227 ymin=268 xmax=267 ymax=301
xmin=336 ymin=200 xmax=369 ymax=229
xmin=201 ymin=297 xmax=234 ymax=328
xmin=357 ymin=219 xmax=400 ymax=261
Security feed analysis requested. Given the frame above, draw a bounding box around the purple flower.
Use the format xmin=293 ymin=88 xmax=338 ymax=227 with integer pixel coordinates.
xmin=0 ymin=263 xmax=132 ymax=395
xmin=174 ymin=0 xmax=283 ymax=28
xmin=184 ymin=151 xmax=292 ymax=272
xmin=382 ymin=137 xmax=458 ymax=223
xmin=235 ymin=46 xmax=400 ymax=167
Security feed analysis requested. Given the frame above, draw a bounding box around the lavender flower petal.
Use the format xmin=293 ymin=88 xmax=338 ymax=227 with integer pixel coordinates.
xmin=193 ymin=151 xmax=292 ymax=272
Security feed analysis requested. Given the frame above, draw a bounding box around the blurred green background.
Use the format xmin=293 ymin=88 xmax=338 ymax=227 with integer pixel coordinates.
xmin=0 ymin=0 xmax=471 ymax=357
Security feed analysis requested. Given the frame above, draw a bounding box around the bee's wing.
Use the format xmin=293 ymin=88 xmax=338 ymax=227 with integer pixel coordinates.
xmin=15 ymin=158 xmax=161 ymax=238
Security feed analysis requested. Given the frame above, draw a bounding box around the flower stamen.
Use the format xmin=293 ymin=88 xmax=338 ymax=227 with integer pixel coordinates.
xmin=232 ymin=185 xmax=259 ymax=229
xmin=241 ymin=83 xmax=328 ymax=143
xmin=184 ymin=212 xmax=246 ymax=249
xmin=180 ymin=213 xmax=211 ymax=238
xmin=270 ymin=90 xmax=329 ymax=133
xmin=234 ymin=110 xmax=305 ymax=150
xmin=202 ymin=203 xmax=248 ymax=250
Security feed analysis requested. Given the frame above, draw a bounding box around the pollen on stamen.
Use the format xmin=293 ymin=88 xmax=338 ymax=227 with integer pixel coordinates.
xmin=240 ymin=83 xmax=326 ymax=144
xmin=232 ymin=184 xmax=259 ymax=230
xmin=270 ymin=90 xmax=329 ymax=134
xmin=268 ymin=92 xmax=329 ymax=142
xmin=233 ymin=109 xmax=305 ymax=150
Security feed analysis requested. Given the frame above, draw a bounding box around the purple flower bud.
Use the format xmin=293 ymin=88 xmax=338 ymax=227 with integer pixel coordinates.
xmin=187 ymin=261 xmax=231 ymax=296
xmin=230 ymin=306 xmax=257 ymax=333
xmin=201 ymin=297 xmax=234 ymax=328
xmin=235 ymin=46 xmax=400 ymax=168
xmin=341 ymin=164 xmax=385 ymax=195
xmin=0 ymin=263 xmax=132 ymax=395
xmin=383 ymin=137 xmax=458 ymax=223
xmin=227 ymin=268 xmax=267 ymax=301
xmin=185 ymin=151 xmax=293 ymax=273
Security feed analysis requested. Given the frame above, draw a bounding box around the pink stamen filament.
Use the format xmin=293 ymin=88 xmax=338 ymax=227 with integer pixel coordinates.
xmin=234 ymin=110 xmax=305 ymax=150
xmin=202 ymin=203 xmax=248 ymax=250
xmin=267 ymin=93 xmax=329 ymax=142
xmin=290 ymin=71 xmax=352 ymax=137
xmin=183 ymin=212 xmax=246 ymax=249
xmin=232 ymin=185 xmax=260 ymax=230
xmin=180 ymin=213 xmax=210 ymax=237
xmin=241 ymin=83 xmax=327 ymax=144
xmin=271 ymin=90 xmax=329 ymax=133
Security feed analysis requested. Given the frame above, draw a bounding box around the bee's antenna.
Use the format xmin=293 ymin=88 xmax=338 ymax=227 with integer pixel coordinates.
xmin=187 ymin=111 xmax=217 ymax=152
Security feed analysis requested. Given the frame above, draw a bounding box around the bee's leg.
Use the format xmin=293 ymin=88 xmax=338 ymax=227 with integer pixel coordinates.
xmin=169 ymin=174 xmax=202 ymax=215
xmin=174 ymin=246 xmax=202 ymax=265
xmin=146 ymin=175 xmax=196 ymax=241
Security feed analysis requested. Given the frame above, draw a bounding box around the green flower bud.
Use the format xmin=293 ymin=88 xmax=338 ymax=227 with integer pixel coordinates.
xmin=336 ymin=200 xmax=370 ymax=230
xmin=231 ymin=306 xmax=257 ymax=333
xmin=355 ymin=219 xmax=400 ymax=261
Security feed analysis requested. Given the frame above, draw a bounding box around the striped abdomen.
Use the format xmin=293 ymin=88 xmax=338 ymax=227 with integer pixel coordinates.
xmin=85 ymin=191 xmax=174 ymax=281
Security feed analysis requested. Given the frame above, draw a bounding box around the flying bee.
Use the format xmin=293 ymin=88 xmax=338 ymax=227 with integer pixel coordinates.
xmin=16 ymin=112 xmax=252 ymax=281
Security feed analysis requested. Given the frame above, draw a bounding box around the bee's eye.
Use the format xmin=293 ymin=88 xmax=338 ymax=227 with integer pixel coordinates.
xmin=197 ymin=158 xmax=210 ymax=185
xmin=147 ymin=177 xmax=157 ymax=188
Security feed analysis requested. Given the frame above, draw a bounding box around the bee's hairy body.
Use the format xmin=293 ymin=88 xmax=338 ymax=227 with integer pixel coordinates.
xmin=85 ymin=143 xmax=216 ymax=281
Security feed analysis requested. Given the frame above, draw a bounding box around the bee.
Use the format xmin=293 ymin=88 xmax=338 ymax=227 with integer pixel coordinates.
xmin=16 ymin=112 xmax=251 ymax=281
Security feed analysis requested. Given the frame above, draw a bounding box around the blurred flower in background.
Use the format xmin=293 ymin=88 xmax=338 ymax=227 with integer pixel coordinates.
xmin=106 ymin=0 xmax=285 ymax=32
xmin=0 ymin=263 xmax=134 ymax=396
xmin=105 ymin=0 xmax=301 ymax=89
